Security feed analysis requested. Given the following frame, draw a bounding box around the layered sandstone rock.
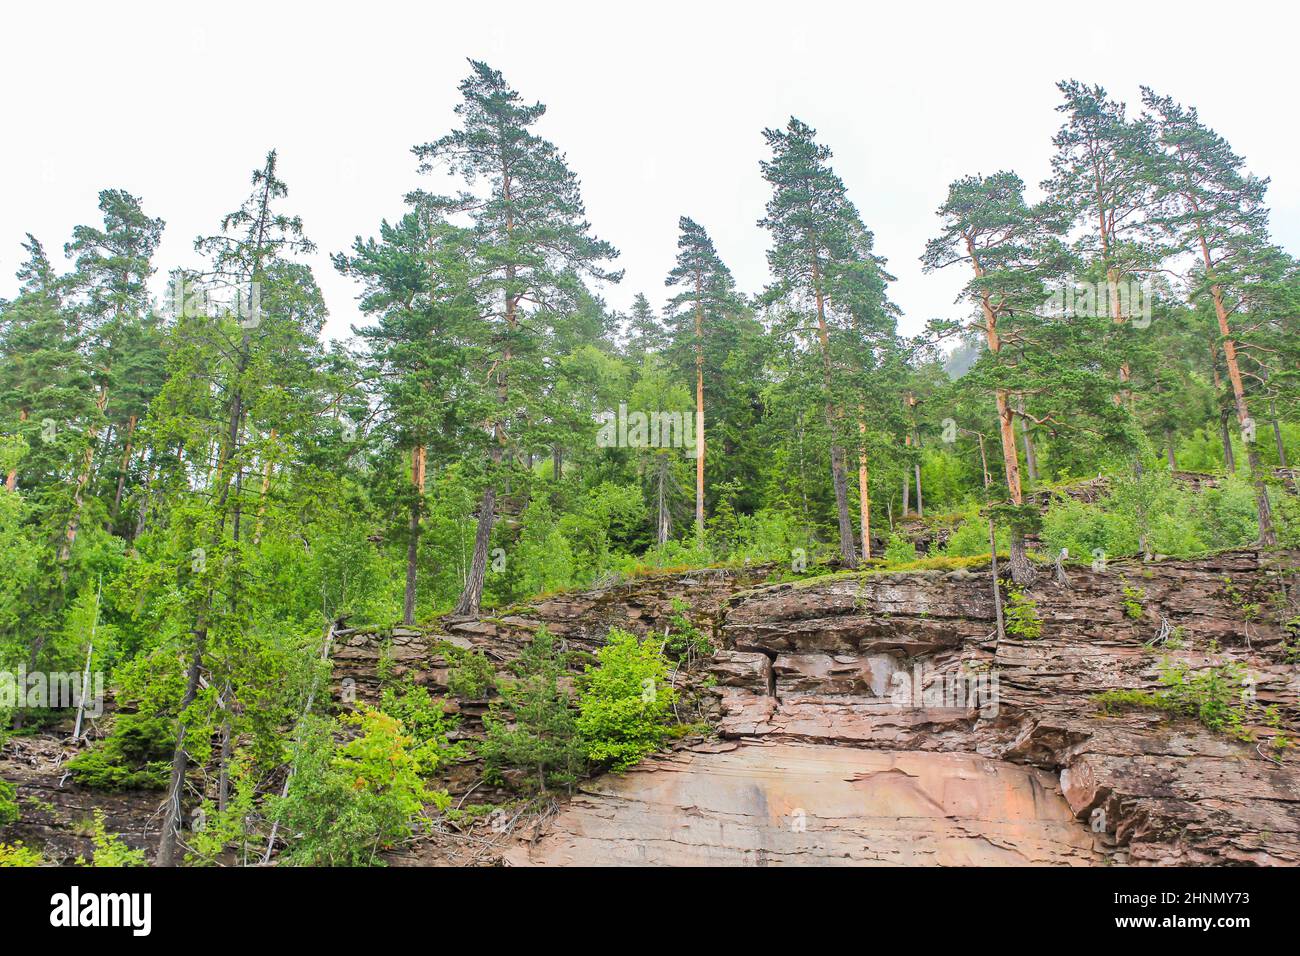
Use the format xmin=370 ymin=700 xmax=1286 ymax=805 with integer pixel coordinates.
xmin=507 ymin=742 xmax=1107 ymax=866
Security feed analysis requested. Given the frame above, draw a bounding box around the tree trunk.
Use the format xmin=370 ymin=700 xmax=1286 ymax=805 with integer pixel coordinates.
xmin=155 ymin=627 xmax=205 ymax=867
xmin=1271 ymin=404 xmax=1288 ymax=470
xmin=110 ymin=414 xmax=137 ymax=523
xmin=455 ymin=485 xmax=495 ymax=616
xmin=693 ymin=273 xmax=706 ymax=533
xmin=809 ymin=257 xmax=856 ymax=567
xmin=656 ymin=454 xmax=671 ymax=547
xmin=403 ymin=445 xmax=425 ymax=625
xmin=997 ymin=389 xmax=1033 ymax=583
xmin=1016 ymin=396 xmax=1039 ymax=483
xmin=1165 ymin=429 xmax=1178 ymax=471
xmin=60 ymin=385 xmax=109 ymax=575
xmin=1204 ymin=266 xmax=1276 ymax=546
xmin=967 ymin=240 xmax=1032 ymax=585
xmin=551 ymin=444 xmax=562 ymax=482
xmin=857 ymin=416 xmax=871 ymax=560
xmin=914 ymin=460 xmax=924 ymax=519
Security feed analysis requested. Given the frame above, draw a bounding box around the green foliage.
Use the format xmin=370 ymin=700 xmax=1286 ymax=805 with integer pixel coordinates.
xmin=1121 ymin=585 xmax=1147 ymax=621
xmin=0 ymin=842 xmax=43 ymax=867
xmin=480 ymin=627 xmax=585 ymax=791
xmin=1094 ymin=659 xmax=1260 ymax=741
xmin=271 ymin=707 xmax=445 ymax=867
xmin=76 ymin=809 xmax=145 ymax=866
xmin=446 ymin=649 xmax=496 ymax=700
xmin=883 ymin=533 xmax=918 ymax=563
xmin=184 ymin=753 xmax=261 ymax=866
xmin=0 ymin=777 xmax=17 ymax=826
xmin=664 ymin=598 xmax=712 ymax=661
xmin=379 ymin=676 xmax=466 ymax=772
xmin=66 ymin=710 xmax=174 ymax=790
xmin=942 ymin=509 xmax=1008 ymax=557
xmin=575 ymin=628 xmax=677 ymax=771
xmin=1004 ymin=589 xmax=1043 ymax=640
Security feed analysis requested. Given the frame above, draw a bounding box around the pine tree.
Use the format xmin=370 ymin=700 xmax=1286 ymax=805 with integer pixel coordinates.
xmin=760 ymin=118 xmax=896 ymax=565
xmin=412 ymin=60 xmax=620 ymax=616
xmin=664 ymin=216 xmax=738 ymax=532
xmin=1143 ymin=88 xmax=1282 ymax=546
xmin=923 ymin=172 xmax=1122 ymax=582
xmin=337 ymin=207 xmax=483 ymax=624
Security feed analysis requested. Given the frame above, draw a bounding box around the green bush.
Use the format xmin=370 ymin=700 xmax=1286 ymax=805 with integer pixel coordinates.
xmin=271 ymin=707 xmax=445 ymax=867
xmin=883 ymin=533 xmax=918 ymax=564
xmin=943 ymin=509 xmax=1008 ymax=557
xmin=76 ymin=809 xmax=145 ymax=867
xmin=664 ymin=598 xmax=712 ymax=661
xmin=1095 ymin=659 xmax=1259 ymax=740
xmin=480 ymin=627 xmax=585 ymax=790
xmin=576 ymin=628 xmax=676 ymax=771
xmin=1005 ymin=589 xmax=1043 ymax=640
xmin=379 ymin=677 xmax=466 ymax=772
xmin=66 ymin=711 xmax=175 ymax=790
xmin=0 ymin=842 xmax=42 ymax=867
xmin=446 ymin=650 xmax=496 ymax=700
xmin=0 ymin=778 xmax=17 ymax=826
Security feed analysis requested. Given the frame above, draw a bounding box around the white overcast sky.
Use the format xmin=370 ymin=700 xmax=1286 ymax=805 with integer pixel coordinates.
xmin=2 ymin=0 xmax=1297 ymax=342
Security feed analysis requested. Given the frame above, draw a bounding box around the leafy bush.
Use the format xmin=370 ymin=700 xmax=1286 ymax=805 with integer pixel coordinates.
xmin=943 ymin=509 xmax=1008 ymax=557
xmin=0 ymin=778 xmax=16 ymax=827
xmin=883 ymin=533 xmax=918 ymax=564
xmin=576 ymin=628 xmax=676 ymax=771
xmin=664 ymin=598 xmax=712 ymax=661
xmin=379 ymin=677 xmax=466 ymax=772
xmin=1004 ymin=589 xmax=1043 ymax=640
xmin=480 ymin=627 xmax=585 ymax=790
xmin=271 ymin=707 xmax=445 ymax=866
xmin=75 ymin=809 xmax=145 ymax=867
xmin=1040 ymin=496 xmax=1136 ymax=560
xmin=446 ymin=649 xmax=496 ymax=700
xmin=0 ymin=842 xmax=42 ymax=867
xmin=1121 ymin=585 xmax=1146 ymax=621
xmin=66 ymin=711 xmax=174 ymax=790
xmin=1095 ymin=659 xmax=1259 ymax=740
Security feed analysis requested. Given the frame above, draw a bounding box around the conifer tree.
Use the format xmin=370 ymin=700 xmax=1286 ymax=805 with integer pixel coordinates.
xmin=665 ymin=216 xmax=738 ymax=532
xmin=1143 ymin=89 xmax=1282 ymax=546
xmin=413 ymin=60 xmax=620 ymax=616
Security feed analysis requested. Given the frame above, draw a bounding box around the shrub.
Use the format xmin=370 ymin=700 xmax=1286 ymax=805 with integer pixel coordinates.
xmin=0 ymin=842 xmax=42 ymax=867
xmin=271 ymin=707 xmax=445 ymax=866
xmin=0 ymin=778 xmax=16 ymax=827
xmin=1094 ymin=659 xmax=1257 ymax=740
xmin=76 ymin=809 xmax=145 ymax=867
xmin=664 ymin=598 xmax=712 ymax=662
xmin=1004 ymin=589 xmax=1043 ymax=640
xmin=446 ymin=649 xmax=495 ymax=700
xmin=66 ymin=711 xmax=174 ymax=790
xmin=379 ymin=677 xmax=466 ymax=773
xmin=480 ymin=627 xmax=585 ymax=791
xmin=943 ymin=510 xmax=1007 ymax=557
xmin=882 ymin=533 xmax=917 ymax=564
xmin=1121 ymin=585 xmax=1146 ymax=621
xmin=576 ymin=628 xmax=676 ymax=771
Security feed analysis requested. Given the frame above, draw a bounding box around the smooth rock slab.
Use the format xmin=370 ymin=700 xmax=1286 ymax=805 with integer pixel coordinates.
xmin=507 ymin=744 xmax=1106 ymax=866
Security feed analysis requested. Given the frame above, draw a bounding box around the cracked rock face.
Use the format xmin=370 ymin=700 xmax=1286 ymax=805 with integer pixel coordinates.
xmin=507 ymin=743 xmax=1107 ymax=866
xmin=515 ymin=550 xmax=1299 ymax=867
